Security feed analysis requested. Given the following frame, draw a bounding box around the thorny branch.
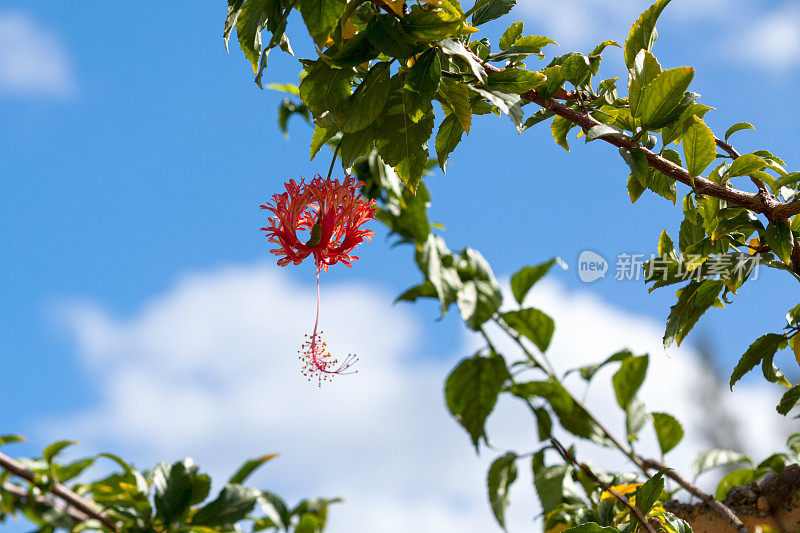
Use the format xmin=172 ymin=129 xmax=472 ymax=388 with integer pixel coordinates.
xmin=0 ymin=451 xmax=118 ymax=532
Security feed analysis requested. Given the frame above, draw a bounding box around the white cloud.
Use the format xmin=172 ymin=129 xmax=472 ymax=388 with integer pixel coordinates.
xmin=514 ymin=0 xmax=643 ymax=50
xmin=731 ymin=4 xmax=800 ymax=72
xmin=47 ymin=263 xmax=793 ymax=532
xmin=0 ymin=11 xmax=75 ymax=97
xmin=514 ymin=1 xmax=800 ymax=76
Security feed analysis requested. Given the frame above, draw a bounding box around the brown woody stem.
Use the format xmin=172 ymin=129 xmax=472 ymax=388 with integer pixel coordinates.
xmin=0 ymin=451 xmax=118 ymax=532
xmin=550 ymin=437 xmax=658 ymax=533
xmin=642 ymin=458 xmax=749 ymax=533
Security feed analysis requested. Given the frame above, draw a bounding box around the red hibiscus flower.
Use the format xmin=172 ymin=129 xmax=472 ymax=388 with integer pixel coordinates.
xmin=260 ymin=175 xmax=376 ymax=272
xmin=261 ymin=175 xmax=375 ymax=385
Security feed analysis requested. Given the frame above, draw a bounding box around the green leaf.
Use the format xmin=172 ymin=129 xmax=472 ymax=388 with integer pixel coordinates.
xmin=612 ymin=354 xmax=648 ymax=409
xmin=764 ymin=220 xmax=794 ymax=265
xmin=324 ymin=31 xmax=378 ymax=67
xmin=485 ymin=69 xmax=545 ymax=93
xmin=693 ymin=449 xmax=751 ymax=477
xmin=260 ymin=491 xmax=290 ymax=529
xmin=531 ymin=455 xmax=582 ymax=514
xmin=501 ymin=308 xmax=555 ymax=352
xmin=438 ymin=38 xmax=487 ymax=83
xmin=777 ymin=385 xmax=800 ymax=415
xmin=487 ymin=452 xmax=517 ymax=530
xmin=585 ymin=124 xmax=626 ymax=142
xmin=626 ymin=397 xmax=649 ymax=440
xmin=499 ymin=21 xmax=524 ymax=50
xmin=437 ymin=77 xmax=472 ymax=132
xmin=333 ymin=61 xmax=392 ymax=132
xmin=649 ymin=167 xmax=678 ymax=204
xmin=366 ymin=14 xmax=422 ymax=59
xmin=512 ymin=381 xmax=607 ymax=444
xmin=776 ymin=171 xmax=800 ymax=188
xmin=403 ymin=4 xmax=463 ymax=42
xmin=295 ymin=513 xmax=321 ymax=533
xmin=627 ymin=173 xmax=647 ymax=203
xmin=471 ymin=0 xmax=516 ymax=26
xmin=510 ymin=258 xmax=562 ymax=304
xmin=404 ymin=49 xmax=442 ymax=123
xmin=445 ymin=351 xmax=510 ymax=451
xmin=191 ymin=484 xmax=260 ymax=526
xmin=153 ymin=459 xmax=200 ymax=525
xmin=436 ymin=113 xmax=465 ymax=171
xmin=299 ymin=61 xmax=354 ymax=117
xmin=661 ymin=101 xmax=712 ymax=145
xmin=651 ymin=412 xmax=684 ymax=454
xmin=716 ymin=468 xmax=762 ymax=500
xmin=457 ymin=280 xmax=502 ymax=330
xmin=43 ymin=441 xmax=77 ymax=464
xmin=724 ymin=122 xmax=755 ymax=142
xmin=417 ymin=234 xmax=462 ymax=315
xmin=628 ymin=50 xmax=662 ymax=117
xmin=562 ymin=524 xmax=618 ymax=533
xmin=729 ymin=333 xmax=785 ymax=389
xmin=487 ymin=35 xmax=556 ymax=62
xmin=455 ymin=248 xmax=503 ymax=330
xmin=235 ymin=0 xmax=274 ymax=72
xmin=560 ymin=54 xmax=592 ymax=87
xmin=470 ymin=86 xmax=524 ymax=130
xmin=375 ymin=81 xmax=435 ymax=190
xmin=726 ymin=154 xmax=767 ymax=177
xmin=624 ymin=0 xmax=672 ymax=69
xmin=635 ymin=469 xmax=667 ymax=516
xmin=573 ymin=350 xmax=633 ymax=382
xmin=224 ymin=1 xmax=246 ymax=52
xmin=340 ymin=127 xmax=376 ymax=169
xmin=53 ymin=458 xmax=95 ymax=483
xmin=228 ymin=454 xmax=278 ymax=485
xmin=683 ymin=115 xmax=717 ymax=178
xmin=551 ymin=115 xmax=575 ymax=151
xmin=299 ymin=0 xmax=347 ymax=47
xmin=533 ymin=407 xmax=552 ymax=441
xmin=0 ymin=435 xmax=25 ymax=447
xmin=663 ymin=280 xmax=723 ymax=348
xmin=636 ymin=67 xmax=694 ymax=129
xmin=310 ymin=124 xmax=335 ymax=161
xmin=620 ymin=147 xmax=649 ymax=189
xmin=762 ymin=346 xmax=791 ymax=387
xmin=396 ymin=281 xmax=437 ymax=302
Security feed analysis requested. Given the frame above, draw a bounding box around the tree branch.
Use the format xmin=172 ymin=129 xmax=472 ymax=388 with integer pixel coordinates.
xmin=550 ymin=437 xmax=657 ymax=533
xmin=1 ymin=480 xmax=91 ymax=524
xmin=641 ymin=457 xmax=749 ymax=533
xmin=714 ymin=137 xmax=768 ymax=195
xmin=0 ymin=451 xmax=118 ymax=532
xmin=520 ymin=90 xmax=784 ymax=219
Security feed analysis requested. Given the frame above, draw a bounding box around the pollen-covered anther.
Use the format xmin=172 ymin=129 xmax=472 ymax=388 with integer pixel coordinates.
xmin=299 ymin=331 xmax=358 ymax=386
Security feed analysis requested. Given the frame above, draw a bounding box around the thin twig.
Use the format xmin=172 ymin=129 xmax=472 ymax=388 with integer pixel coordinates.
xmin=520 ymin=91 xmax=798 ymax=218
xmin=1 ymin=481 xmax=90 ymax=523
xmin=714 ymin=136 xmax=769 ymax=194
xmin=0 ymin=451 xmax=118 ymax=532
xmin=550 ymin=438 xmax=657 ymax=533
xmin=494 ymin=306 xmax=749 ymax=531
xmin=492 ymin=314 xmax=554 ymax=375
xmin=641 ymin=458 xmax=748 ymax=533
xmin=327 ymin=141 xmax=342 ymax=180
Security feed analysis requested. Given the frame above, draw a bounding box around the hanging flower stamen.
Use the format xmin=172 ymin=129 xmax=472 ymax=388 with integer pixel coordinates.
xmin=262 ymin=174 xmax=375 ymax=385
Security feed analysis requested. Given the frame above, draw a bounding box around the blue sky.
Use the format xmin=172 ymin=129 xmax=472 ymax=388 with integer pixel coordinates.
xmin=1 ymin=1 xmax=799 ymax=531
